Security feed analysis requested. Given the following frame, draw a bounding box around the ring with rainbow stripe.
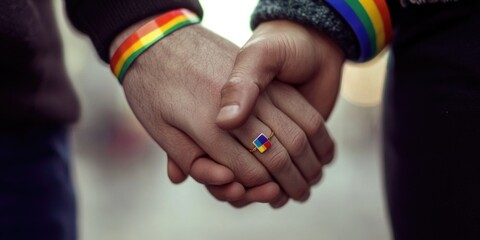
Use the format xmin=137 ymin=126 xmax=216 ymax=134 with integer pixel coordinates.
xmin=324 ymin=0 xmax=392 ymax=62
xmin=249 ymin=130 xmax=275 ymax=154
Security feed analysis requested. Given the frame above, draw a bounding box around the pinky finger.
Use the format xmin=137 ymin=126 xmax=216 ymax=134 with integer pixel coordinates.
xmin=229 ymin=182 xmax=282 ymax=208
xmin=190 ymin=157 xmax=235 ymax=186
xmin=167 ymin=157 xmax=188 ymax=184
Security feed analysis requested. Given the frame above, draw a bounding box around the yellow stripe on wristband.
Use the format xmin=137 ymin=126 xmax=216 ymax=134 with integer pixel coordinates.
xmin=325 ymin=0 xmax=392 ymax=61
xmin=359 ymin=0 xmax=385 ymax=53
xmin=110 ymin=9 xmax=200 ymax=82
xmin=113 ymin=14 xmax=192 ymax=77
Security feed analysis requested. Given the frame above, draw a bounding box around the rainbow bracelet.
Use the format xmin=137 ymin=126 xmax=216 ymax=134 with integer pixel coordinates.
xmin=110 ymin=9 xmax=200 ymax=83
xmin=324 ymin=0 xmax=392 ymax=62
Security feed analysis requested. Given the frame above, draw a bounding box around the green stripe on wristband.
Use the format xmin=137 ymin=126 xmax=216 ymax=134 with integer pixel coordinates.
xmin=344 ymin=0 xmax=377 ymax=57
xmin=117 ymin=20 xmax=198 ymax=81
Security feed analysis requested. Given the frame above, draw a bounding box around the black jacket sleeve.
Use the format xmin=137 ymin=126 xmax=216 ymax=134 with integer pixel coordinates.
xmin=65 ymin=0 xmax=203 ymax=63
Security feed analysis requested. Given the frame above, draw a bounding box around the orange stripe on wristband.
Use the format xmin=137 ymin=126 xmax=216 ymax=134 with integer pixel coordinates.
xmin=359 ymin=0 xmax=385 ymax=53
xmin=325 ymin=0 xmax=392 ymax=61
xmin=110 ymin=9 xmax=200 ymax=82
xmin=373 ymin=0 xmax=392 ymax=44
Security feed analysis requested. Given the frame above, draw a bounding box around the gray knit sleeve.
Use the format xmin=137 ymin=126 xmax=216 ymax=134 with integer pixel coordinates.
xmin=251 ymin=0 xmax=359 ymax=60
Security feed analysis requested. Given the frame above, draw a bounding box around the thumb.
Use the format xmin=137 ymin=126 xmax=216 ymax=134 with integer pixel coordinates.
xmin=216 ymin=39 xmax=285 ymax=129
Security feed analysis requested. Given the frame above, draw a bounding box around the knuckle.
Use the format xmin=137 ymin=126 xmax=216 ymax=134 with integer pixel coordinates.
xmin=269 ymin=81 xmax=296 ymax=98
xmin=308 ymin=166 xmax=323 ymax=184
xmin=237 ymin=164 xmax=269 ymax=187
xmin=165 ymin=147 xmax=204 ymax=174
xmin=268 ymin=149 xmax=292 ymax=175
xmin=223 ymin=73 xmax=260 ymax=99
xmin=220 ymin=79 xmax=241 ymax=98
xmin=241 ymin=39 xmax=271 ymax=56
xmin=322 ymin=140 xmax=336 ymax=165
xmin=288 ymin=130 xmax=309 ymax=158
xmin=305 ymin=112 xmax=324 ymax=137
xmin=241 ymin=39 xmax=281 ymax=69
xmin=236 ymin=41 xmax=271 ymax=66
xmin=277 ymin=33 xmax=296 ymax=62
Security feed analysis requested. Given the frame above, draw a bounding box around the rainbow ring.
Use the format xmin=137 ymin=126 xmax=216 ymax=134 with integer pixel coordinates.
xmin=249 ymin=129 xmax=275 ymax=154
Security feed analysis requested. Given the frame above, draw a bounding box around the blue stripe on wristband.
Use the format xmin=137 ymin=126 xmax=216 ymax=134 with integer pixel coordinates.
xmin=325 ymin=0 xmax=373 ymax=61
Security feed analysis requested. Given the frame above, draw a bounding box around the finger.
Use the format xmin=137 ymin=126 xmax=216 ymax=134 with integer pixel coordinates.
xmin=151 ymin=124 xmax=206 ymax=174
xmin=190 ymin=157 xmax=235 ymax=185
xmin=229 ymin=182 xmax=283 ymax=208
xmin=167 ymin=97 xmax=279 ymax=189
xmin=159 ymin=125 xmax=271 ymax=197
xmin=186 ymin=126 xmax=274 ymax=188
xmin=167 ymin=157 xmax=188 ymax=184
xmin=216 ymin=38 xmax=285 ymax=130
xmin=310 ymin=127 xmax=335 ymax=165
xmin=206 ymin=182 xmax=246 ymax=202
xmin=267 ymin=82 xmax=335 ymax=166
xmin=296 ymin=63 xmax=343 ymax=120
xmin=216 ymin=22 xmax=320 ymax=130
xmin=230 ymin=116 xmax=310 ymax=201
xmin=270 ymin=192 xmax=290 ymax=209
xmin=255 ymin=96 xmax=323 ymax=184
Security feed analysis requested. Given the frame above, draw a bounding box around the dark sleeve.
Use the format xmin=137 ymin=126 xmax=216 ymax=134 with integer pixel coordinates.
xmin=251 ymin=0 xmax=360 ymax=60
xmin=387 ymin=0 xmax=402 ymax=27
xmin=65 ymin=0 xmax=203 ymax=63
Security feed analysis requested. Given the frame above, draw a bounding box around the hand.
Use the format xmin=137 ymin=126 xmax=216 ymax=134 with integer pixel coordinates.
xmin=111 ymin=23 xmax=282 ymax=207
xmin=216 ymin=20 xmax=344 ymax=169
xmin=111 ymin=23 xmax=326 ymax=207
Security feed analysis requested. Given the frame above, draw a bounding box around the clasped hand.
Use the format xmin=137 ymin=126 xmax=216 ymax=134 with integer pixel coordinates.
xmin=116 ymin=20 xmax=344 ymax=208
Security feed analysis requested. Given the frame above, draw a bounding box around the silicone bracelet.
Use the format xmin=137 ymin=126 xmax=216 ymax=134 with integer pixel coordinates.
xmin=345 ymin=0 xmax=377 ymax=56
xmin=373 ymin=0 xmax=393 ymax=44
xmin=325 ymin=0 xmax=392 ymax=61
xmin=325 ymin=0 xmax=373 ymax=61
xmin=110 ymin=8 xmax=200 ymax=83
xmin=359 ymin=0 xmax=385 ymax=52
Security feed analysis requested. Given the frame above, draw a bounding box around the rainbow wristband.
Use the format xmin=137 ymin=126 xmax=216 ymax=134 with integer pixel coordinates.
xmin=110 ymin=9 xmax=200 ymax=83
xmin=324 ymin=0 xmax=392 ymax=62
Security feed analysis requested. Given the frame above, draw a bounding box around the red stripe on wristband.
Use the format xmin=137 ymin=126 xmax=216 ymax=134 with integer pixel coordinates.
xmin=110 ymin=9 xmax=200 ymax=82
xmin=373 ymin=0 xmax=393 ymax=44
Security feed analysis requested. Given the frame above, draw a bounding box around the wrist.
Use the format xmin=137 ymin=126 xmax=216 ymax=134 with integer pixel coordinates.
xmin=109 ymin=9 xmax=200 ymax=82
xmin=305 ymin=22 xmax=346 ymax=65
xmin=256 ymin=20 xmax=345 ymax=65
xmin=120 ymin=24 xmax=238 ymax=91
xmin=251 ymin=0 xmax=359 ymax=60
xmin=110 ymin=17 xmax=156 ymax=58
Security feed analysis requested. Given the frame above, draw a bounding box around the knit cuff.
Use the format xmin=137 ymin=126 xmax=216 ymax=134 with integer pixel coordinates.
xmin=251 ymin=0 xmax=359 ymax=60
xmin=66 ymin=0 xmax=203 ymax=63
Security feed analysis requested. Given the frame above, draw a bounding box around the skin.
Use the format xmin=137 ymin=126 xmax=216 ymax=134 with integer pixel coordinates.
xmin=110 ymin=21 xmax=336 ymax=207
xmin=217 ymin=20 xmax=345 ymax=129
xmin=214 ymin=20 xmax=346 ymax=205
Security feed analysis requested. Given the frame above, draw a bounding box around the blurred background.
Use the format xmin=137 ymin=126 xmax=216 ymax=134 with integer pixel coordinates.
xmin=54 ymin=0 xmax=391 ymax=239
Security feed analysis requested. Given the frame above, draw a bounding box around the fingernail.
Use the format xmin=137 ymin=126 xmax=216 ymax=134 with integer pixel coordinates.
xmin=217 ymin=104 xmax=240 ymax=122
